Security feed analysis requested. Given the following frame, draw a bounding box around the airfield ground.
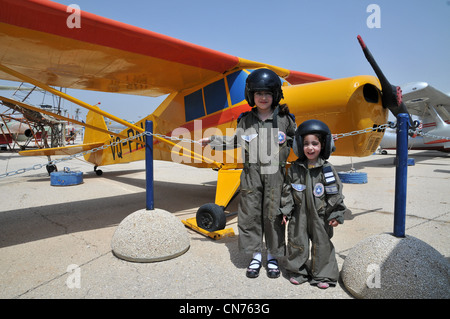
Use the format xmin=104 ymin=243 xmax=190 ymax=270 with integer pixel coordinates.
xmin=0 ymin=148 xmax=448 ymax=301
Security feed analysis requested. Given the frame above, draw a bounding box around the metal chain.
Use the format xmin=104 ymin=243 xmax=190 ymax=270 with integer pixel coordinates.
xmin=333 ymin=123 xmax=391 ymax=140
xmin=1 ymin=123 xmax=448 ymax=179
xmin=0 ymin=131 xmax=149 ymax=178
xmin=414 ymin=130 xmax=450 ymax=141
xmin=0 ymin=130 xmax=203 ymax=179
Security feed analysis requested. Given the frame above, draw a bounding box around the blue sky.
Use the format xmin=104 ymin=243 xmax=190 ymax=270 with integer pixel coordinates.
xmin=1 ymin=0 xmax=449 ymax=122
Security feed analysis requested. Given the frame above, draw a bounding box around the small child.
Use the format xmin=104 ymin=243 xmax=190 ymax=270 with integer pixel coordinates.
xmin=200 ymin=68 xmax=296 ymax=279
xmin=280 ymin=119 xmax=347 ymax=288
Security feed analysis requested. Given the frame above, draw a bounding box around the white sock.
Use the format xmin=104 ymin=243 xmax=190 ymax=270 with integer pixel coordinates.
xmin=249 ymin=252 xmax=262 ymax=269
xmin=267 ymin=253 xmax=278 ymax=269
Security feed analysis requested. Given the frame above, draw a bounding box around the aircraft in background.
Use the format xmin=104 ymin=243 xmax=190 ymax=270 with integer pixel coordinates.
xmin=0 ymin=83 xmax=39 ymax=147
xmin=0 ymin=119 xmax=39 ymax=151
xmin=0 ymin=0 xmax=415 ymax=231
xmin=0 ymin=120 xmax=33 ymax=142
xmin=378 ymin=82 xmax=450 ymax=154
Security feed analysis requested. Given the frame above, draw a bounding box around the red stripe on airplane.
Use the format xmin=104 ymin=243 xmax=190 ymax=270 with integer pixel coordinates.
xmin=0 ymin=0 xmax=239 ymax=74
xmin=179 ymin=104 xmax=252 ymax=131
xmin=422 ymin=120 xmax=450 ymax=128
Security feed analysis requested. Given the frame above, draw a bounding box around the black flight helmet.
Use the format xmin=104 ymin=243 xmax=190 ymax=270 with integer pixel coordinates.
xmin=244 ymin=68 xmax=284 ymax=108
xmin=293 ymin=119 xmax=335 ymax=160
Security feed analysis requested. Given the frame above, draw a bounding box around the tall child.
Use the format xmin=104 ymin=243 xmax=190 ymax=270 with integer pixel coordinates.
xmin=200 ymin=68 xmax=296 ymax=278
xmin=280 ymin=119 xmax=347 ymax=288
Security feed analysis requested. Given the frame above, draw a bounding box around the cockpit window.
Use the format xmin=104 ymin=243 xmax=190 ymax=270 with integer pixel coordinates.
xmin=204 ymin=78 xmax=228 ymax=115
xmin=227 ymin=70 xmax=247 ymax=105
xmin=183 ymin=70 xmax=250 ymax=122
xmin=184 ymin=89 xmax=204 ymax=122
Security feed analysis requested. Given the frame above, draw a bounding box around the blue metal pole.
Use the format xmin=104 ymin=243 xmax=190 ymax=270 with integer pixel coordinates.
xmin=393 ymin=113 xmax=409 ymax=237
xmin=145 ymin=120 xmax=154 ymax=210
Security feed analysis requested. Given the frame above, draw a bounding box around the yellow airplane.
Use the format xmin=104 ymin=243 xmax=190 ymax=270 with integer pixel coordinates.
xmin=0 ymin=0 xmax=409 ymax=231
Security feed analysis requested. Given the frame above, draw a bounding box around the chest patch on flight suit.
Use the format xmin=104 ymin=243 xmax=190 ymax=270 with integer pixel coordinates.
xmin=278 ymin=131 xmax=287 ymax=144
xmin=241 ymin=133 xmax=258 ymax=142
xmin=291 ymin=183 xmax=306 ymax=192
xmin=313 ymin=183 xmax=324 ymax=197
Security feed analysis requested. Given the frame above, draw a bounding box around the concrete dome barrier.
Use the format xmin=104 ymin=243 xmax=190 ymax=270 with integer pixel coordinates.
xmin=111 ymin=208 xmax=190 ymax=263
xmin=341 ymin=233 xmax=450 ymax=299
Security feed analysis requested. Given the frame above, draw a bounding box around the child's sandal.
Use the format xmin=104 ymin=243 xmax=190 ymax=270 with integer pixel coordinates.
xmin=266 ymin=259 xmax=280 ymax=278
xmin=246 ymin=258 xmax=262 ymax=278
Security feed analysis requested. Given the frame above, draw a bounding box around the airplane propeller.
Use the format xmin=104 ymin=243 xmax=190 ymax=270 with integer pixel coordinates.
xmin=357 ymin=35 xmax=416 ymax=130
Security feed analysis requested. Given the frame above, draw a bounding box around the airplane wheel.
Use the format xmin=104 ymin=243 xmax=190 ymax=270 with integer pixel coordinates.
xmin=46 ymin=164 xmax=57 ymax=175
xmin=196 ymin=203 xmax=226 ymax=232
xmin=94 ymin=166 xmax=103 ymax=176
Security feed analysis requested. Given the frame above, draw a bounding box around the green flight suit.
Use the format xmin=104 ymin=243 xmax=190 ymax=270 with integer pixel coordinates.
xmin=280 ymin=157 xmax=347 ymax=285
xmin=210 ymin=106 xmax=296 ymax=257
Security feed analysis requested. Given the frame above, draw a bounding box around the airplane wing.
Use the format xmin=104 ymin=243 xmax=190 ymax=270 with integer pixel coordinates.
xmin=401 ymin=82 xmax=450 ymax=117
xmin=401 ymin=82 xmax=450 ymax=146
xmin=0 ymin=0 xmax=328 ymax=98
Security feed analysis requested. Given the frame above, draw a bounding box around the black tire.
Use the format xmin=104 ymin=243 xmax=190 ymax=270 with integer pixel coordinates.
xmin=94 ymin=166 xmax=103 ymax=176
xmin=46 ymin=164 xmax=57 ymax=175
xmin=337 ymin=171 xmax=368 ymax=184
xmin=196 ymin=203 xmax=226 ymax=231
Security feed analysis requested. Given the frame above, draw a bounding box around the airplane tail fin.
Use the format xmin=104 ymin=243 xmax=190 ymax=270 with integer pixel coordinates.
xmin=83 ymin=107 xmax=111 ymax=144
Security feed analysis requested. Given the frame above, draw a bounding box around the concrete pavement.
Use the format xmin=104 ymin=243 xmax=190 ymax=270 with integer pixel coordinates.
xmin=0 ymin=149 xmax=449 ymax=300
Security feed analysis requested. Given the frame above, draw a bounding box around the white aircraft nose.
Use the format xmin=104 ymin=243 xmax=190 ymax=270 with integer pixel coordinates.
xmin=401 ymin=82 xmax=428 ymax=95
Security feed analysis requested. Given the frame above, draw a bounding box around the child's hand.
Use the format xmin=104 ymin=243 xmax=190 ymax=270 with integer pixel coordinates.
xmin=198 ymin=137 xmax=212 ymax=147
xmin=329 ymin=219 xmax=339 ymax=227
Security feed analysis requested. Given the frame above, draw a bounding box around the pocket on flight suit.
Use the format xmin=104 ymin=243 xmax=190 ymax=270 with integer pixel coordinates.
xmin=239 ymin=187 xmax=261 ymax=228
xmin=287 ymin=223 xmax=309 ymax=268
xmin=287 ymin=219 xmax=307 ymax=260
xmin=239 ymin=169 xmax=263 ymax=228
xmin=287 ymin=240 xmax=305 ymax=259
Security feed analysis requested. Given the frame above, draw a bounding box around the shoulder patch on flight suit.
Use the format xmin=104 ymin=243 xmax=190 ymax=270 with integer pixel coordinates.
xmin=323 ymin=165 xmax=338 ymax=194
xmin=325 ymin=185 xmax=338 ymax=194
xmin=323 ymin=165 xmax=336 ymax=185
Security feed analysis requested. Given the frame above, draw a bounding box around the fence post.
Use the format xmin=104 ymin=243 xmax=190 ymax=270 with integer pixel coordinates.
xmin=393 ymin=113 xmax=409 ymax=237
xmin=145 ymin=120 xmax=154 ymax=210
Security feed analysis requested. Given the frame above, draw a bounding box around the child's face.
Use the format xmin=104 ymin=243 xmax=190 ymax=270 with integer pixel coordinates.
xmin=254 ymin=91 xmax=273 ymax=111
xmin=303 ymin=134 xmax=322 ymax=161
